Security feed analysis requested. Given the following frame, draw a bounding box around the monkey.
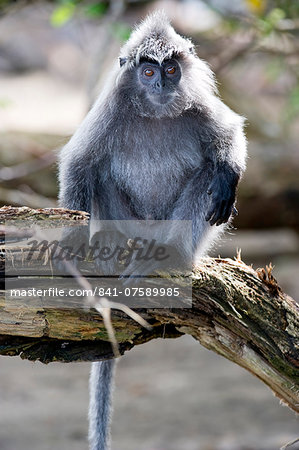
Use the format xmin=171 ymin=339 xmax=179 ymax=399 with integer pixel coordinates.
xmin=58 ymin=11 xmax=247 ymax=450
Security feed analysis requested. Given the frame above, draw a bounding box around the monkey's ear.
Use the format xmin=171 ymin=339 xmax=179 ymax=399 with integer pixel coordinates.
xmin=119 ymin=57 xmax=127 ymax=67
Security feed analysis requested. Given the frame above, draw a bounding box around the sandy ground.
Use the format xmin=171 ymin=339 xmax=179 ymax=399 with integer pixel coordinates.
xmin=0 ymin=336 xmax=298 ymax=450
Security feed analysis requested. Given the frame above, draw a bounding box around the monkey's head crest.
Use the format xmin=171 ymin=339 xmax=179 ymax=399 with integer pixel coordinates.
xmin=119 ymin=11 xmax=195 ymax=68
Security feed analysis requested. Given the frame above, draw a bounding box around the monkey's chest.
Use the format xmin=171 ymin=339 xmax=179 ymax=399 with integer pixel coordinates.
xmin=111 ymin=138 xmax=202 ymax=218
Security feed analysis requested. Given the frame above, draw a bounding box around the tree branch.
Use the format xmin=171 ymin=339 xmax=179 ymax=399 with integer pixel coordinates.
xmin=0 ymin=206 xmax=298 ymax=413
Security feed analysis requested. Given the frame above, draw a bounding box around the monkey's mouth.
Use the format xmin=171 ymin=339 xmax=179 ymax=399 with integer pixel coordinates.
xmin=150 ymin=93 xmax=174 ymax=105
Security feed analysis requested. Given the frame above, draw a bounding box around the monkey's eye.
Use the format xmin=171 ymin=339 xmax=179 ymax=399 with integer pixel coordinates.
xmin=166 ymin=66 xmax=176 ymax=74
xmin=144 ymin=69 xmax=154 ymax=77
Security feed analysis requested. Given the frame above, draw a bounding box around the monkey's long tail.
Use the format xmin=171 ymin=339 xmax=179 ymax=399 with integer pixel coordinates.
xmin=88 ymin=360 xmax=116 ymax=450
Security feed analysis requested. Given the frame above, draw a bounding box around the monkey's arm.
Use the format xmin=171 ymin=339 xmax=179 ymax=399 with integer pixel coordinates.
xmin=205 ymin=160 xmax=240 ymax=226
xmin=58 ymin=155 xmax=94 ymax=212
xmin=58 ymin=94 xmax=118 ymax=213
xmin=202 ymin=104 xmax=247 ymax=227
xmin=169 ymin=164 xmax=216 ymax=254
xmin=58 ymin=102 xmax=108 ymax=212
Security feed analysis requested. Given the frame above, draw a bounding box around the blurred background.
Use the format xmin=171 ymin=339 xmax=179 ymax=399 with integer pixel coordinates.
xmin=0 ymin=0 xmax=298 ymax=449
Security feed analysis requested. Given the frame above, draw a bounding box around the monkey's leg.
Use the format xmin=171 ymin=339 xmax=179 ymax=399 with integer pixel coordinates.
xmin=169 ymin=166 xmax=226 ymax=257
xmin=120 ymin=167 xmax=223 ymax=282
xmin=89 ymin=360 xmax=116 ymax=450
xmin=90 ymin=180 xmax=142 ymax=275
xmin=93 ymin=179 xmax=138 ymax=221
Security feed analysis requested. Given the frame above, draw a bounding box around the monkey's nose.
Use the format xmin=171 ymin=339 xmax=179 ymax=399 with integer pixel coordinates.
xmin=155 ymin=80 xmax=165 ymax=90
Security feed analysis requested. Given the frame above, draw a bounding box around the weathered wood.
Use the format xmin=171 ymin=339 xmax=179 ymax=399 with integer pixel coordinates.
xmin=0 ymin=206 xmax=298 ymax=414
xmin=0 ymin=205 xmax=89 ymax=224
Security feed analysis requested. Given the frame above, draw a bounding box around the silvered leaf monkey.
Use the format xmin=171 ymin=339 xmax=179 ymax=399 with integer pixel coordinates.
xmin=59 ymin=11 xmax=247 ymax=450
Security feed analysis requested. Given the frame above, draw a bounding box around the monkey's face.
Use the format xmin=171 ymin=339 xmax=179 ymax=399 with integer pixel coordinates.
xmin=136 ymin=58 xmax=182 ymax=109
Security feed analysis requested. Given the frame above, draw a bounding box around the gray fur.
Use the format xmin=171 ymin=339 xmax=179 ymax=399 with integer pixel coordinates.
xmin=58 ymin=10 xmax=247 ymax=450
xmin=89 ymin=361 xmax=116 ymax=450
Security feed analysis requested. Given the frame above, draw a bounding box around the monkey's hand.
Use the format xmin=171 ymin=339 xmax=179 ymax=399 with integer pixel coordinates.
xmin=205 ymin=166 xmax=239 ymax=226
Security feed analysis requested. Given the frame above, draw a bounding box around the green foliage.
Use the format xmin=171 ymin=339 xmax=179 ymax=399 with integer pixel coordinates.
xmin=270 ymin=0 xmax=299 ymax=19
xmin=0 ymin=0 xmax=13 ymax=12
xmin=246 ymin=0 xmax=299 ymax=19
xmin=84 ymin=2 xmax=108 ymax=18
xmin=51 ymin=1 xmax=76 ymax=27
xmin=257 ymin=8 xmax=285 ymax=35
xmin=223 ymin=17 xmax=243 ymax=33
xmin=51 ymin=1 xmax=109 ymax=27
xmin=50 ymin=1 xmax=130 ymax=45
xmin=285 ymin=85 xmax=299 ymax=121
xmin=110 ymin=22 xmax=131 ymax=42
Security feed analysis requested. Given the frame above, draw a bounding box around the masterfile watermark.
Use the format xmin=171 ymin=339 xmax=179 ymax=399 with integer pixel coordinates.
xmin=25 ymin=236 xmax=170 ymax=266
xmin=5 ymin=219 xmax=193 ymax=308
